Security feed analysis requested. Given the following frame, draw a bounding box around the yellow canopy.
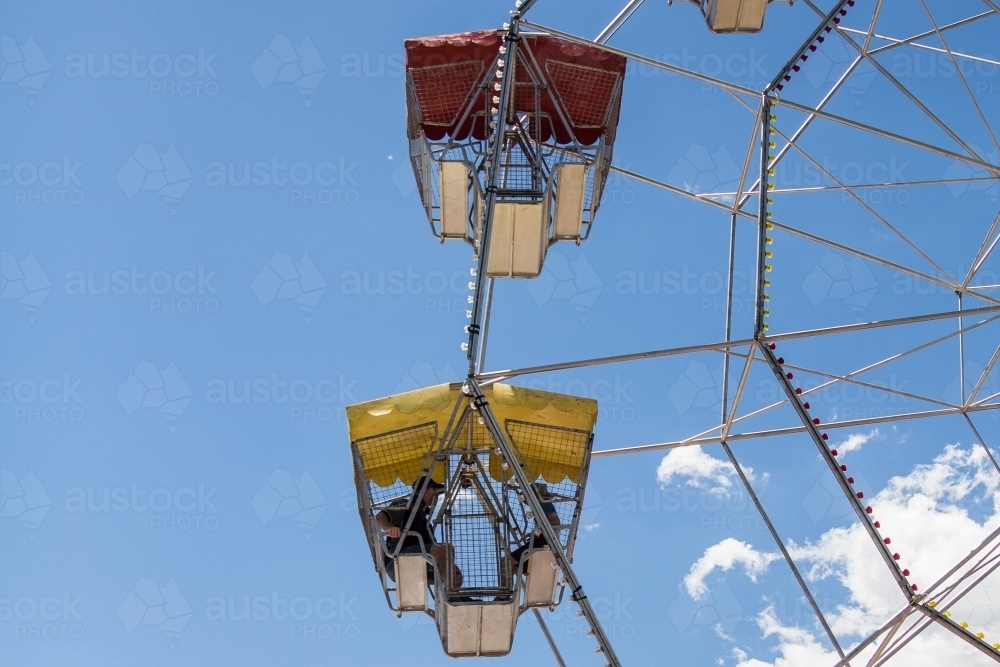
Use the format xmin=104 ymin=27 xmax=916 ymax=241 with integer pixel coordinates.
xmin=347 ymin=383 xmax=598 ymax=488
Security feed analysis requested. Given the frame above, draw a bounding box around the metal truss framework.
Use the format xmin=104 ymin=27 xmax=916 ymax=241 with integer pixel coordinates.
xmin=460 ymin=0 xmax=1000 ymax=664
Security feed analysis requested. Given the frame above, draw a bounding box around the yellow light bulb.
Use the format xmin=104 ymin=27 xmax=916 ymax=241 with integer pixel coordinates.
xmin=765 ymin=250 xmax=773 ymax=259
xmin=769 ymin=141 xmax=776 ymax=149
xmin=962 ymin=621 xmax=969 ymax=629
xmin=768 ymin=168 xmax=775 ymax=176
xmin=767 ymin=183 xmax=775 ymax=190
xmin=766 ymin=222 xmax=774 ymax=230
xmin=765 ymin=264 xmax=773 ymax=272
xmin=762 ymin=323 xmax=769 ymax=330
xmin=766 ymin=237 xmax=774 ymax=244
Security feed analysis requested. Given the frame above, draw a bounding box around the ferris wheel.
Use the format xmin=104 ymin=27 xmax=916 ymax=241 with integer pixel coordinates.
xmin=347 ymin=1 xmax=1000 ymax=664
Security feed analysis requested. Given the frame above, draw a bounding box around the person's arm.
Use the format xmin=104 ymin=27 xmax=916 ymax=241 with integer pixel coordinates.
xmin=376 ymin=510 xmax=401 ymax=538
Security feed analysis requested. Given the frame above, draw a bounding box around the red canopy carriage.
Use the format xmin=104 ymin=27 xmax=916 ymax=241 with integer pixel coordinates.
xmin=405 ymin=29 xmax=626 ymax=277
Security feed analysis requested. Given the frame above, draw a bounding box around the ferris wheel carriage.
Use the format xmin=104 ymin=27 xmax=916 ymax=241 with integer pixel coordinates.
xmin=673 ymin=0 xmax=778 ymax=33
xmin=405 ymin=30 xmax=626 ymax=277
xmin=347 ymin=382 xmax=597 ymax=657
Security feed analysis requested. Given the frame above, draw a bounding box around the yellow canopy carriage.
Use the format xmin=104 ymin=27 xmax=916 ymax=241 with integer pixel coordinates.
xmin=347 ymin=382 xmax=597 ymax=657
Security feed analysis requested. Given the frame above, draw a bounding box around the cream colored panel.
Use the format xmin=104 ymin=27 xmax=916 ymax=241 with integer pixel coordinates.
xmin=480 ymin=602 xmax=516 ymax=655
xmin=396 ymin=555 xmax=427 ymax=611
xmin=440 ymin=162 xmax=470 ymax=239
xmin=554 ymin=163 xmax=586 ymax=240
xmin=737 ymin=0 xmax=767 ymax=30
xmin=486 ymin=203 xmax=515 ymax=277
xmin=510 ymin=203 xmax=546 ymax=278
xmin=708 ymin=0 xmax=740 ymax=32
xmin=443 ymin=603 xmax=480 ymax=655
xmin=523 ymin=549 xmax=559 ymax=607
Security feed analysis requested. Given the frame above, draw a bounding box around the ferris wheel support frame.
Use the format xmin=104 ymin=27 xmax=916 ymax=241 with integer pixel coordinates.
xmin=459 ymin=0 xmax=1000 ymax=663
xmin=459 ymin=9 xmax=627 ymax=664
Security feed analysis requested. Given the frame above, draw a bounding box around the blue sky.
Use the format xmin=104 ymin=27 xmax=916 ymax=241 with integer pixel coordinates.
xmin=2 ymin=0 xmax=1000 ymax=665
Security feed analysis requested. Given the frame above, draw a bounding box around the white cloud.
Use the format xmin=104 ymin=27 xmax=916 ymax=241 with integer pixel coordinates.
xmin=835 ymin=428 xmax=881 ymax=456
xmin=684 ymin=538 xmax=779 ymax=600
xmin=788 ymin=444 xmax=1000 ymax=638
xmin=734 ymin=606 xmax=838 ymax=667
xmin=657 ymin=446 xmax=755 ymax=492
xmin=710 ymin=443 xmax=1000 ymax=666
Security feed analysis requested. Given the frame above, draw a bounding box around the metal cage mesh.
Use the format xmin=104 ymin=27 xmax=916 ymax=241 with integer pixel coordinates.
xmin=545 ymin=61 xmax=621 ymax=128
xmin=352 ymin=404 xmax=593 ymax=598
xmin=409 ymin=60 xmax=485 ymax=127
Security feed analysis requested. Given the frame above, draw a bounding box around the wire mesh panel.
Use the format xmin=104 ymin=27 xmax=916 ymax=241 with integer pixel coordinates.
xmin=447 ymin=500 xmax=502 ymax=592
xmin=545 ymin=61 xmax=621 ymax=129
xmin=404 ymin=30 xmax=626 ymax=247
xmin=352 ymin=421 xmax=440 ymax=569
xmin=409 ymin=61 xmax=485 ymax=127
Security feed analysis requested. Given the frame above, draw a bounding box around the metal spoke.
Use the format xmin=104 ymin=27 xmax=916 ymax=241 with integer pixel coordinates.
xmin=802 ymin=0 xmax=982 ymax=161
xmin=595 ymin=0 xmax=644 ymax=44
xmin=721 ymin=439 xmax=846 ymax=658
xmin=966 ymin=216 xmax=1000 ymax=290
xmin=918 ymin=0 xmax=1000 ymax=153
xmin=521 ymin=20 xmax=761 ymax=96
xmin=533 ymin=609 xmax=568 ymax=667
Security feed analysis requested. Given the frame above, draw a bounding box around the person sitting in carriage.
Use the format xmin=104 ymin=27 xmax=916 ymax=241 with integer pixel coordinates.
xmin=502 ymin=483 xmax=561 ymax=583
xmin=376 ymin=475 xmax=462 ymax=587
